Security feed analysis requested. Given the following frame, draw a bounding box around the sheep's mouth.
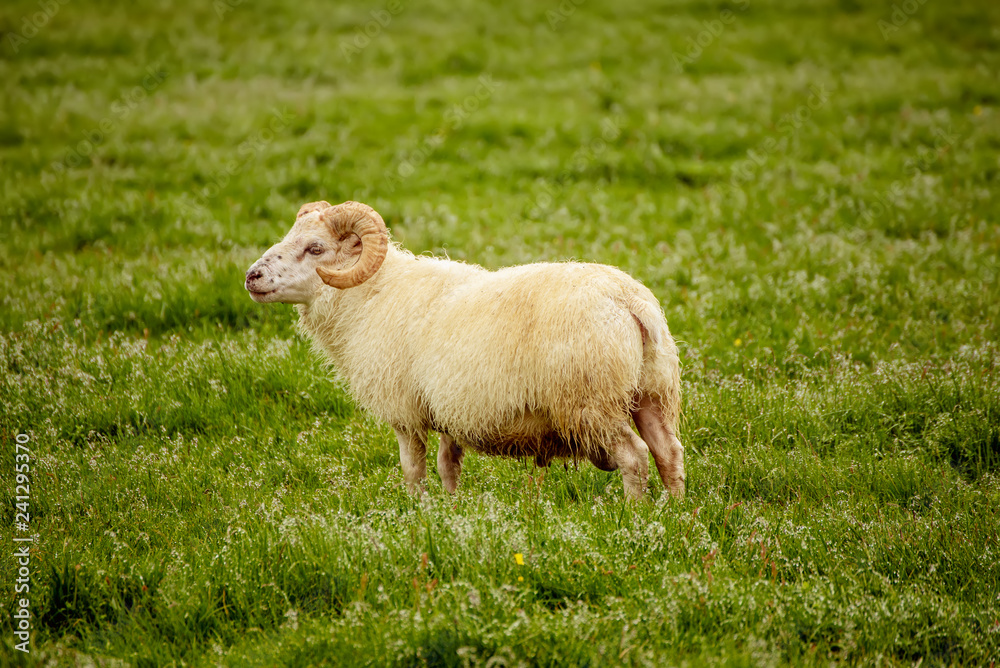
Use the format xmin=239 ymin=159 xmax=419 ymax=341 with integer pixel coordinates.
xmin=248 ymin=288 xmax=277 ymax=301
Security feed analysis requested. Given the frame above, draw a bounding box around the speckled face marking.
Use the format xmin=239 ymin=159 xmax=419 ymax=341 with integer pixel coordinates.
xmin=244 ymin=201 xmax=365 ymax=304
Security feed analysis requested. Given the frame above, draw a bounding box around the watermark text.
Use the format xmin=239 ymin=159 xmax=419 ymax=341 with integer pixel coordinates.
xmin=13 ymin=432 xmax=34 ymax=654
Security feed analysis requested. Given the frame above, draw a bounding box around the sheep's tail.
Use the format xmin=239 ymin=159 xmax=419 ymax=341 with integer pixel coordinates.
xmin=625 ymin=294 xmax=681 ymax=430
xmin=625 ymin=295 xmax=666 ymax=350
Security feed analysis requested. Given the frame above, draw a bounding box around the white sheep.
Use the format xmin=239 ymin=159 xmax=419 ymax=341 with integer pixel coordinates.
xmin=245 ymin=200 xmax=685 ymax=499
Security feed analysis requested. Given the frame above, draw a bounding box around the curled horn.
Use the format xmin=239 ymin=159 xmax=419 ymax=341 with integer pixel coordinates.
xmin=315 ymin=201 xmax=389 ymax=289
xmin=297 ymin=200 xmax=332 ymax=218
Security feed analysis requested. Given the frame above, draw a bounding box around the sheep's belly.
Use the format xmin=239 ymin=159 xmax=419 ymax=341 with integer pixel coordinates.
xmin=453 ymin=431 xmax=618 ymax=471
xmin=457 ymin=431 xmax=575 ymax=459
xmin=437 ymin=402 xmax=627 ymax=460
xmin=439 ymin=406 xmax=563 ymax=456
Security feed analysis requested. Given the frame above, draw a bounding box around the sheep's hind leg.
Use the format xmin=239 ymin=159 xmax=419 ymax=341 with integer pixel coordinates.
xmin=613 ymin=423 xmax=649 ymax=500
xmin=631 ymin=393 xmax=685 ymax=499
xmin=436 ymin=433 xmax=464 ymax=493
xmin=394 ymin=427 xmax=427 ymax=495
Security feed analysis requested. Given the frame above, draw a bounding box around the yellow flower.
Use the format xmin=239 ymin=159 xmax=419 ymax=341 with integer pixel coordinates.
xmin=517 ymin=576 xmax=524 ymax=582
xmin=734 ymin=338 xmax=742 ymax=347
xmin=514 ymin=553 xmax=524 ymax=565
xmin=974 ymin=105 xmax=983 ymax=116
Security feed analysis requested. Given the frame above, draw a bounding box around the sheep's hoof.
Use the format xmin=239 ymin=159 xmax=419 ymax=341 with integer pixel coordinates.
xmin=404 ymin=481 xmax=426 ymax=497
xmin=623 ymin=484 xmax=648 ymax=501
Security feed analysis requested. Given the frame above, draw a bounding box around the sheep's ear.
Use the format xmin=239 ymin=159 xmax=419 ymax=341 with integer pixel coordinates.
xmin=297 ymin=201 xmax=332 ymax=219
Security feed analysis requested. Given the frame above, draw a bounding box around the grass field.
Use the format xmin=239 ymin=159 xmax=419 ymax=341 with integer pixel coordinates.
xmin=2 ymin=0 xmax=1000 ymax=664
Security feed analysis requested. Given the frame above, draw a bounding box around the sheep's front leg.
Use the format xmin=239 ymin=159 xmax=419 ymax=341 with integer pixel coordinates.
xmin=436 ymin=433 xmax=464 ymax=493
xmin=613 ymin=424 xmax=650 ymax=500
xmin=394 ymin=427 xmax=427 ymax=495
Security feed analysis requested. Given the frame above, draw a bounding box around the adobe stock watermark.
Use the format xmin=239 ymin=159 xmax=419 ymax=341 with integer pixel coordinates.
xmin=340 ymin=0 xmax=405 ymax=62
xmin=40 ymin=63 xmax=169 ymax=191
xmin=213 ymin=0 xmax=244 ymax=19
xmin=5 ymin=0 xmax=70 ymax=55
xmin=878 ymin=0 xmax=930 ymax=40
xmin=383 ymin=74 xmax=501 ymax=193
xmin=672 ymin=0 xmax=751 ymax=72
xmin=859 ymin=125 xmax=958 ymax=222
xmin=524 ymin=115 xmax=623 ymax=218
xmin=178 ymin=107 xmax=295 ymax=216
xmin=713 ymin=83 xmax=832 ymax=198
xmin=13 ymin=432 xmax=35 ymax=654
xmin=546 ymin=0 xmax=586 ymax=31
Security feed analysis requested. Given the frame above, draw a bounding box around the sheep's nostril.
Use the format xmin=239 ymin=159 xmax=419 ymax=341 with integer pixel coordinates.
xmin=246 ymin=268 xmax=263 ymax=281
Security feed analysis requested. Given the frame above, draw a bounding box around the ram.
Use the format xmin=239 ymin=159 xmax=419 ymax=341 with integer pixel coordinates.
xmin=245 ymin=200 xmax=685 ymax=499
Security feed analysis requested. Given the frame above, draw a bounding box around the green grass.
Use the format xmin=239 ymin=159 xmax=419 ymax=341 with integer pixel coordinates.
xmin=2 ymin=0 xmax=999 ymax=664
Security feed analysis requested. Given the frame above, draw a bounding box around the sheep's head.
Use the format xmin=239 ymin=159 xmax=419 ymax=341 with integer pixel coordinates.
xmin=245 ymin=200 xmax=389 ymax=304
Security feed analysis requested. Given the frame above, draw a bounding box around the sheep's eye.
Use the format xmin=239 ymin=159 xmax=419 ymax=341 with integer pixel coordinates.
xmin=308 ymin=246 xmax=324 ymax=255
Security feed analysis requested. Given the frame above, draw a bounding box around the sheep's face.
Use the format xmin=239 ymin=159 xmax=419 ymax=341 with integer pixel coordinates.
xmin=245 ymin=208 xmax=363 ymax=305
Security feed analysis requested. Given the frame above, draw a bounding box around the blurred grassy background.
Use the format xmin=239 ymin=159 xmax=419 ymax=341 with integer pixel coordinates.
xmin=1 ymin=0 xmax=999 ymax=665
